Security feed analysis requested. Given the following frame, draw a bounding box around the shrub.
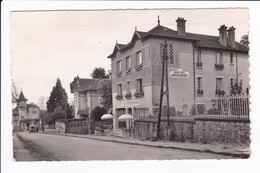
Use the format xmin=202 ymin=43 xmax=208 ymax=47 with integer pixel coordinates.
xmin=91 ymin=106 xmax=107 ymax=121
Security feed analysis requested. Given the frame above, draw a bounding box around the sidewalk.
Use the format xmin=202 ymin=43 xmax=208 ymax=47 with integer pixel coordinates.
xmin=47 ymin=132 xmax=250 ymax=158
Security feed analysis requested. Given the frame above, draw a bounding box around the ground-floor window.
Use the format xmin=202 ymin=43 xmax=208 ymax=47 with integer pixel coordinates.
xmin=134 ymin=108 xmax=149 ymax=119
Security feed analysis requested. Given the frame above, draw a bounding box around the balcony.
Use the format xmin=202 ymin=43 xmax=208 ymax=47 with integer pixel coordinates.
xmin=134 ymin=91 xmax=144 ymax=98
xmin=134 ymin=63 xmax=142 ymax=71
xmin=215 ymin=89 xmax=225 ymax=96
xmin=196 ymin=62 xmax=203 ymax=68
xmin=116 ymin=71 xmax=122 ymax=77
xmin=125 ymin=68 xmax=131 ymax=74
xmin=116 ymin=94 xmax=123 ymax=100
xmin=197 ymin=89 xmax=204 ymax=97
xmin=215 ymin=63 xmax=224 ymax=70
xmin=125 ymin=92 xmax=132 ymax=99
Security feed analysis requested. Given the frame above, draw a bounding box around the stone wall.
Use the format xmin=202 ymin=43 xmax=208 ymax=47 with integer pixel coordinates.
xmin=194 ymin=118 xmax=250 ymax=144
xmin=133 ymin=117 xmax=250 ymax=144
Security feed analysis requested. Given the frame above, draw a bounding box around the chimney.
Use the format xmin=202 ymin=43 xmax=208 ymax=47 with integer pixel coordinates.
xmin=176 ymin=17 xmax=186 ymax=36
xmin=218 ymin=25 xmax=228 ymax=47
xmin=227 ymin=26 xmax=236 ymax=48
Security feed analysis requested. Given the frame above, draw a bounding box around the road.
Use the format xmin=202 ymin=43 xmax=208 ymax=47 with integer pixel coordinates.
xmin=13 ymin=132 xmax=234 ymax=161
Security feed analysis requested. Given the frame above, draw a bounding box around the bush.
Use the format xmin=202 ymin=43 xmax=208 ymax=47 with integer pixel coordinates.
xmin=91 ymin=106 xmax=107 ymax=121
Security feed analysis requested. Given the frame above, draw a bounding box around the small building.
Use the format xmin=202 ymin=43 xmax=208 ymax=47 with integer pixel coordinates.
xmin=12 ymin=91 xmax=40 ymax=131
xmin=107 ymin=17 xmax=249 ymax=129
xmin=70 ymin=76 xmax=111 ymax=119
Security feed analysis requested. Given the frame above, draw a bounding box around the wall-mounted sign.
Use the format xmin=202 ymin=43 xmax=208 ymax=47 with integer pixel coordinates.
xmin=169 ymin=69 xmax=190 ymax=78
xmin=121 ymin=100 xmax=140 ymax=107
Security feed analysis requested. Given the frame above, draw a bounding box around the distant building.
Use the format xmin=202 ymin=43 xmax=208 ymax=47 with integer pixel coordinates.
xmin=70 ymin=76 xmax=111 ymax=118
xmin=107 ymin=17 xmax=249 ymax=129
xmin=12 ymin=91 xmax=40 ymax=131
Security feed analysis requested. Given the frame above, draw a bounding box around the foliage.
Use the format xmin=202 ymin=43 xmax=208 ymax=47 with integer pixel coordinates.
xmin=98 ymin=82 xmax=112 ymax=110
xmin=46 ymin=107 xmax=65 ymax=124
xmin=46 ymin=78 xmax=73 ymax=123
xmin=90 ymin=67 xmax=109 ymax=79
xmin=11 ymin=79 xmax=19 ymax=104
xmin=91 ymin=106 xmax=107 ymax=121
xmin=240 ymin=35 xmax=249 ymax=46
xmin=231 ymin=80 xmax=243 ymax=95
xmin=162 ymin=105 xmax=176 ymax=117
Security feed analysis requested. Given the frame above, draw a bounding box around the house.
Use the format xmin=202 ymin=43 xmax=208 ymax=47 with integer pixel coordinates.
xmin=12 ymin=91 xmax=40 ymax=131
xmin=70 ymin=76 xmax=111 ymax=118
xmin=107 ymin=17 xmax=249 ymax=129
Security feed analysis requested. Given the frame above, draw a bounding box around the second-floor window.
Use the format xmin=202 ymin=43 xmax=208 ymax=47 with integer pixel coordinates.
xmin=127 ymin=81 xmax=131 ymax=93
xmin=230 ymin=77 xmax=234 ymax=87
xmin=136 ymin=51 xmax=142 ymax=66
xmin=136 ymin=78 xmax=143 ymax=93
xmin=117 ymin=84 xmax=122 ymax=96
xmin=126 ymin=56 xmax=131 ymax=70
xmin=117 ymin=60 xmax=122 ymax=74
xmin=216 ymin=52 xmax=223 ymax=65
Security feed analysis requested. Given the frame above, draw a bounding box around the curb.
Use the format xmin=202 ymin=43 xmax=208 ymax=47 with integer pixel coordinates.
xmin=44 ymin=133 xmax=249 ymax=159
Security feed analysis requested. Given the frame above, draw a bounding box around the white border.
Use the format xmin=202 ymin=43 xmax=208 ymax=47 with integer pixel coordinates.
xmin=2 ymin=1 xmax=260 ymax=173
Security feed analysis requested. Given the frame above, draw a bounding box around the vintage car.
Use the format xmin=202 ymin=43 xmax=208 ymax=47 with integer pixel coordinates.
xmin=28 ymin=126 xmax=38 ymax=133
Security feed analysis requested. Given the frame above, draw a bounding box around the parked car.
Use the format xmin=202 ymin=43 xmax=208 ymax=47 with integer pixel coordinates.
xmin=29 ymin=126 xmax=38 ymax=133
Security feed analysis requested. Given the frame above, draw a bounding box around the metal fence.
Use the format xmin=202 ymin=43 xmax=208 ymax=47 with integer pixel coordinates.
xmin=166 ymin=94 xmax=250 ymax=120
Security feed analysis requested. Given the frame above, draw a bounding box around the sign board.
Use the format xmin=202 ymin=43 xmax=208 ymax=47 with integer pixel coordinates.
xmin=121 ymin=100 xmax=140 ymax=107
xmin=169 ymin=69 xmax=190 ymax=78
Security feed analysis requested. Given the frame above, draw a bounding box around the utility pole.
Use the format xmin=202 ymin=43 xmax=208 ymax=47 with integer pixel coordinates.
xmin=156 ymin=41 xmax=174 ymax=141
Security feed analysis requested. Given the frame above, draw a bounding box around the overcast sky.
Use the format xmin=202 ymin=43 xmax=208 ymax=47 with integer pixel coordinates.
xmin=11 ymin=8 xmax=248 ymax=105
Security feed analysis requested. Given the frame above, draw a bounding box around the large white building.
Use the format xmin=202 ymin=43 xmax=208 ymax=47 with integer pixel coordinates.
xmin=107 ymin=17 xmax=249 ymax=129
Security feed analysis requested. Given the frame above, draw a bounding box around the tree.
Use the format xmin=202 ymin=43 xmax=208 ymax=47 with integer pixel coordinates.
xmin=90 ymin=67 xmax=109 ymax=79
xmin=11 ymin=79 xmax=19 ymax=104
xmin=98 ymin=81 xmax=112 ymax=111
xmin=91 ymin=106 xmax=107 ymax=121
xmin=46 ymin=78 xmax=73 ymax=123
xmin=240 ymin=35 xmax=249 ymax=46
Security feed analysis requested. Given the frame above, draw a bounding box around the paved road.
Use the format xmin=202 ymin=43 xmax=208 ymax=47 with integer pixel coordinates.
xmin=14 ymin=132 xmax=234 ymax=161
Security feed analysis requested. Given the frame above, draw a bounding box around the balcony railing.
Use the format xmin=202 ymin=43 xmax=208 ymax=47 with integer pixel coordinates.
xmin=116 ymin=71 xmax=122 ymax=77
xmin=215 ymin=63 xmax=224 ymax=70
xmin=116 ymin=94 xmax=123 ymax=100
xmin=196 ymin=62 xmax=203 ymax=68
xmin=134 ymin=63 xmax=142 ymax=71
xmin=215 ymin=89 xmax=225 ymax=96
xmin=125 ymin=92 xmax=132 ymax=99
xmin=197 ymin=89 xmax=204 ymax=96
xmin=125 ymin=68 xmax=131 ymax=74
xmin=134 ymin=91 xmax=144 ymax=98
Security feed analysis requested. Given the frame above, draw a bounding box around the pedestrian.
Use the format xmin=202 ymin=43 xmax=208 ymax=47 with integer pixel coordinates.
xmin=36 ymin=127 xmax=38 ymax=133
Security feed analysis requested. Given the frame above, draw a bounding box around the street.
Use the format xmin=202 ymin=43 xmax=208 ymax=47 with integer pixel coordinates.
xmin=13 ymin=132 xmax=234 ymax=161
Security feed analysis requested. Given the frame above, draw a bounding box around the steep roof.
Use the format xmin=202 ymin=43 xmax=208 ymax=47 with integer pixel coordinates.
xmin=70 ymin=77 xmax=111 ymax=93
xmin=108 ymin=24 xmax=248 ymax=58
xmin=17 ymin=90 xmax=28 ymax=102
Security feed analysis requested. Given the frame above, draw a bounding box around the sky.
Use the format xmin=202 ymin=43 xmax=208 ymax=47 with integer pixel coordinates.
xmin=11 ymin=8 xmax=249 ymax=105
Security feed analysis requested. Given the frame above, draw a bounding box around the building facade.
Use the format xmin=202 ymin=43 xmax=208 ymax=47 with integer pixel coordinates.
xmin=70 ymin=76 xmax=111 ymax=118
xmin=108 ymin=17 xmax=249 ymax=129
xmin=12 ymin=91 xmax=40 ymax=131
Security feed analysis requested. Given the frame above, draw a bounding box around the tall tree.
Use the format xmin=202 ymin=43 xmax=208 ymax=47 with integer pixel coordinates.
xmin=240 ymin=34 xmax=249 ymax=46
xmin=91 ymin=67 xmax=109 ymax=79
xmin=46 ymin=78 xmax=73 ymax=121
xmin=11 ymin=79 xmax=19 ymax=104
xmin=98 ymin=82 xmax=112 ymax=111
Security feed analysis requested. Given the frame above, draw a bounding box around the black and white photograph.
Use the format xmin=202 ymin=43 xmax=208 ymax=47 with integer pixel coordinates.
xmin=2 ymin=1 xmax=260 ymax=173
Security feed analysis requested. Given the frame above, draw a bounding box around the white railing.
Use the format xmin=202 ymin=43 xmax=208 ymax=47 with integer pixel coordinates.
xmin=167 ymin=94 xmax=250 ymax=120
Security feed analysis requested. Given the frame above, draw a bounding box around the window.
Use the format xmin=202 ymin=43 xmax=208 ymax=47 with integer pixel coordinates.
xmin=127 ymin=81 xmax=131 ymax=93
xmin=197 ymin=77 xmax=202 ymax=91
xmin=126 ymin=56 xmax=131 ymax=70
xmin=117 ymin=84 xmax=122 ymax=96
xmin=117 ymin=60 xmax=121 ymax=73
xmin=216 ymin=78 xmax=223 ymax=90
xmin=136 ymin=78 xmax=143 ymax=93
xmin=32 ymin=111 xmax=36 ymax=114
xmin=216 ymin=52 xmax=223 ymax=65
xmin=230 ymin=78 xmax=234 ymax=87
xmin=230 ymin=53 xmax=234 ymax=64
xmin=197 ymin=50 xmax=201 ymax=62
xmin=136 ymin=51 xmax=142 ymax=66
